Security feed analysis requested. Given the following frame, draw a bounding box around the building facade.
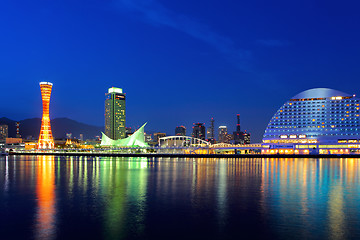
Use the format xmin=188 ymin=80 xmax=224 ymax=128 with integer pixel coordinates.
xmin=175 ymin=126 xmax=186 ymax=136
xmin=233 ymin=114 xmax=242 ymax=144
xmin=207 ymin=118 xmax=215 ymax=143
xmin=262 ymin=88 xmax=360 ymax=154
xmin=192 ymin=123 xmax=206 ymax=140
xmin=218 ymin=126 xmax=228 ymax=143
xmin=243 ymin=131 xmax=251 ymax=144
xmin=144 ymin=133 xmax=152 ymax=142
xmin=0 ymin=125 xmax=8 ymax=140
xmin=105 ymin=87 xmax=126 ymax=140
xmin=154 ymin=133 xmax=166 ymax=143
xmin=125 ymin=127 xmax=133 ymax=137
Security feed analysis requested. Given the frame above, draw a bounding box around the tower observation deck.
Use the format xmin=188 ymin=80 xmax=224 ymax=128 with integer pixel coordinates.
xmin=38 ymin=82 xmax=54 ymax=149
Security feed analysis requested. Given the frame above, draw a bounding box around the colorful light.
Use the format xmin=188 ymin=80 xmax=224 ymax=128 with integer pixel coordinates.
xmin=38 ymin=82 xmax=54 ymax=149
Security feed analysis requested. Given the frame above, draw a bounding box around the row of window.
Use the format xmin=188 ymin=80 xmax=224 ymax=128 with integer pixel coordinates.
xmin=264 ymin=133 xmax=360 ymax=138
xmin=289 ymin=99 xmax=358 ymax=104
xmin=269 ymin=126 xmax=359 ymax=129
xmin=267 ymin=127 xmax=360 ymax=131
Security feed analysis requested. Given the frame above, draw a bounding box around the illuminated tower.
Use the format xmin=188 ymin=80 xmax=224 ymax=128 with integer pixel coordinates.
xmin=38 ymin=82 xmax=54 ymax=149
xmin=105 ymin=87 xmax=126 ymax=140
xmin=16 ymin=122 xmax=21 ymax=138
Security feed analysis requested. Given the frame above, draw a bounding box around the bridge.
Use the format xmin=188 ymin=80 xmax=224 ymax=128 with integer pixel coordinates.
xmin=159 ymin=136 xmax=210 ymax=147
xmin=159 ymin=136 xmax=261 ymax=154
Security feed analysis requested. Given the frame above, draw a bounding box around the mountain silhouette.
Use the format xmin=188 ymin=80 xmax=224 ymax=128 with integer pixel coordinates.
xmin=0 ymin=117 xmax=103 ymax=140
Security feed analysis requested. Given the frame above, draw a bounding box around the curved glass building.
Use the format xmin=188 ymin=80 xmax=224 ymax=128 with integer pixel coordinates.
xmin=262 ymin=88 xmax=360 ymax=154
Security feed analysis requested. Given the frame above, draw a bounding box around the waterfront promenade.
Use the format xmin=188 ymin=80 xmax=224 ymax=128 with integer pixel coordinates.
xmin=9 ymin=151 xmax=360 ymax=158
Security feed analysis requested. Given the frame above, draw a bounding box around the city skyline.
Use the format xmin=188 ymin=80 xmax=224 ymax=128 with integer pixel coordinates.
xmin=2 ymin=2 xmax=360 ymax=239
xmin=0 ymin=84 xmax=358 ymax=143
xmin=1 ymin=0 xmax=360 ymax=142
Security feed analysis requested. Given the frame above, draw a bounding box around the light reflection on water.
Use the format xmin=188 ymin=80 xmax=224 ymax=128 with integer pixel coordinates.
xmin=35 ymin=155 xmax=56 ymax=240
xmin=0 ymin=156 xmax=360 ymax=239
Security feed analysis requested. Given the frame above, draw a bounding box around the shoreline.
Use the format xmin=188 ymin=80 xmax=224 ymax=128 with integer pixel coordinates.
xmin=7 ymin=152 xmax=360 ymax=158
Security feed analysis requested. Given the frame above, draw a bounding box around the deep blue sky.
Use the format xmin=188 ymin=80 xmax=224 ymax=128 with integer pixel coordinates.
xmin=1 ymin=0 xmax=360 ymax=142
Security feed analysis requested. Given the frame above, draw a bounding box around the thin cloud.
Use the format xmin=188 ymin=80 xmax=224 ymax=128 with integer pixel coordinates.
xmin=115 ymin=0 xmax=251 ymax=71
xmin=256 ymin=39 xmax=291 ymax=47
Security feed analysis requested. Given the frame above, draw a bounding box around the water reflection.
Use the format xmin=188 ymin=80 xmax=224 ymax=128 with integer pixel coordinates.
xmin=0 ymin=156 xmax=360 ymax=239
xmin=35 ymin=155 xmax=56 ymax=240
xmin=99 ymin=157 xmax=149 ymax=239
xmin=261 ymin=158 xmax=360 ymax=239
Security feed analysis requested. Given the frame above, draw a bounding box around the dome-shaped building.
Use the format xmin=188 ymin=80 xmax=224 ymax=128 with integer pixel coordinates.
xmin=262 ymin=88 xmax=360 ymax=154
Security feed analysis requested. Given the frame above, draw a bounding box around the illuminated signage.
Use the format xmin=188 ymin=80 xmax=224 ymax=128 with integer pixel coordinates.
xmin=298 ymin=135 xmax=306 ymax=138
xmin=108 ymin=87 xmax=123 ymax=94
xmin=331 ymin=96 xmax=343 ymax=100
xmin=290 ymin=135 xmax=297 ymax=139
xmin=280 ymin=135 xmax=288 ymax=139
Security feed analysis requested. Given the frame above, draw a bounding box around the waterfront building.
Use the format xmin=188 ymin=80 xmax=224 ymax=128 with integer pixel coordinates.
xmin=192 ymin=123 xmax=206 ymax=140
xmin=218 ymin=126 xmax=228 ymax=143
xmin=0 ymin=125 xmax=8 ymax=140
xmin=175 ymin=126 xmax=186 ymax=136
xmin=101 ymin=123 xmax=148 ymax=147
xmin=5 ymin=138 xmax=25 ymax=151
xmin=105 ymin=87 xmax=126 ymax=140
xmin=79 ymin=134 xmax=84 ymax=141
xmin=262 ymin=88 xmax=360 ymax=154
xmin=38 ymin=82 xmax=54 ymax=149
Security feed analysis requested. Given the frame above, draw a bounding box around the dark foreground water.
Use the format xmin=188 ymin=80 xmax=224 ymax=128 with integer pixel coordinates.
xmin=1 ymin=156 xmax=360 ymax=240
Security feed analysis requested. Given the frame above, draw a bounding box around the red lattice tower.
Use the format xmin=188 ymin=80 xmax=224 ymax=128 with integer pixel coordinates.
xmin=38 ymin=82 xmax=54 ymax=149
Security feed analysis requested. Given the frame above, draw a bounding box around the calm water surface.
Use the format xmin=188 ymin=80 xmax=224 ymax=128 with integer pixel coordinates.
xmin=0 ymin=156 xmax=360 ymax=240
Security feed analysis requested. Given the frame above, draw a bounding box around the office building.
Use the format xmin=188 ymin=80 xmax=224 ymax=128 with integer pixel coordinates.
xmin=192 ymin=123 xmax=206 ymax=140
xmin=38 ymin=82 xmax=54 ymax=149
xmin=175 ymin=126 xmax=186 ymax=136
xmin=207 ymin=118 xmax=215 ymax=142
xmin=231 ymin=114 xmax=251 ymax=145
xmin=105 ymin=87 xmax=126 ymax=140
xmin=243 ymin=131 xmax=251 ymax=144
xmin=233 ymin=114 xmax=243 ymax=144
xmin=218 ymin=126 xmax=229 ymax=143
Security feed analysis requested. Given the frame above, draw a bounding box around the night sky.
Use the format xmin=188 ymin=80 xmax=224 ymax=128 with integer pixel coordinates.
xmin=1 ymin=0 xmax=360 ymax=142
